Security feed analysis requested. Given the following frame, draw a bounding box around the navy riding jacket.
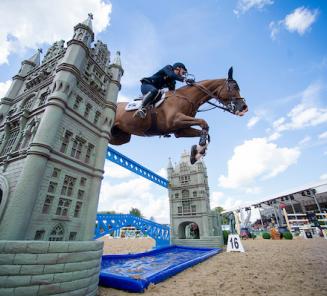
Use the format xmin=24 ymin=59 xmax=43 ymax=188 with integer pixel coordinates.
xmin=141 ymin=65 xmax=184 ymax=91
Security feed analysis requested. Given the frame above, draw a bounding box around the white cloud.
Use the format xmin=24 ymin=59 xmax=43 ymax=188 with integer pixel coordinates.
xmin=234 ymin=0 xmax=273 ymax=16
xmin=98 ymin=176 xmax=169 ymax=224
xmin=245 ymin=186 xmax=261 ymax=194
xmin=0 ymin=80 xmax=11 ymax=97
xmin=210 ymin=191 xmax=224 ymax=208
xmin=103 ymin=161 xmax=132 ymax=179
xmin=298 ymin=135 xmax=311 ymax=145
xmin=156 ymin=167 xmax=168 ymax=178
xmin=270 ymin=7 xmax=318 ymax=40
xmin=300 ymin=80 xmax=325 ymax=105
xmin=272 ymin=117 xmax=286 ymax=129
xmin=269 ymin=21 xmax=282 ymax=40
xmin=119 ymin=15 xmax=161 ymax=88
xmin=284 ymin=7 xmax=319 ymax=35
xmin=267 ymin=132 xmax=281 ymax=142
xmin=271 ymin=82 xmax=327 ymax=135
xmin=276 ymin=104 xmax=327 ymax=132
xmin=247 ymin=116 xmax=260 ymax=128
xmin=320 ymin=174 xmax=327 ymax=180
xmin=117 ymin=93 xmax=130 ymax=103
xmin=318 ymin=131 xmax=327 ymax=140
xmin=0 ymin=0 xmax=112 ymax=64
xmin=218 ymin=138 xmax=300 ymax=189
xmin=218 ymin=197 xmax=245 ymax=211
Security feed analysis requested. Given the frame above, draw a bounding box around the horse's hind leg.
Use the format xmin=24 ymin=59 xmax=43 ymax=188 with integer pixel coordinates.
xmin=109 ymin=125 xmax=131 ymax=145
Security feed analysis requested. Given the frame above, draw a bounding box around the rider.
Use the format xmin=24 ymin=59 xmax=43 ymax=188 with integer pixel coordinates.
xmin=134 ymin=62 xmax=194 ymax=119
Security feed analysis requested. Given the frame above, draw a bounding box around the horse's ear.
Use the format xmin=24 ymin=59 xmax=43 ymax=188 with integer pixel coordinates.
xmin=228 ymin=67 xmax=233 ymax=80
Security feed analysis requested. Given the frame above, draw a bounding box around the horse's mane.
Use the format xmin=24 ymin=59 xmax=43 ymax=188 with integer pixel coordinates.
xmin=175 ymin=78 xmax=239 ymax=92
xmin=177 ymin=79 xmax=210 ymax=90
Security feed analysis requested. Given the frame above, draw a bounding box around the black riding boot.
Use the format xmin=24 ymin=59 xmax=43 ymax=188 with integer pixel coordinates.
xmin=134 ymin=91 xmax=157 ymax=119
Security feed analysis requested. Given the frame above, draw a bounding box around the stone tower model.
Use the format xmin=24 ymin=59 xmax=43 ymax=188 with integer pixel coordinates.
xmin=0 ymin=14 xmax=123 ymax=241
xmin=168 ymin=151 xmax=223 ymax=248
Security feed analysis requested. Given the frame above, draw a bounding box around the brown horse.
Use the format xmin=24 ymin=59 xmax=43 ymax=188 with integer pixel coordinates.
xmin=109 ymin=67 xmax=248 ymax=163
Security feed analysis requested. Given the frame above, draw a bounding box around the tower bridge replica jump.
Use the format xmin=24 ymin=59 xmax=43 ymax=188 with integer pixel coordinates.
xmin=0 ymin=14 xmax=223 ymax=296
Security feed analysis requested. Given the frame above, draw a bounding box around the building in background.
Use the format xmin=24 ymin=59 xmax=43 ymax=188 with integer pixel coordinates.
xmin=168 ymin=151 xmax=223 ymax=248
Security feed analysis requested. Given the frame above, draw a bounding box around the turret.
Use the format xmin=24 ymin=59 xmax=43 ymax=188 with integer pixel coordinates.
xmin=19 ymin=49 xmax=41 ymax=76
xmin=105 ymin=51 xmax=124 ymax=103
xmin=59 ymin=13 xmax=94 ymax=73
xmin=0 ymin=49 xmax=41 ymax=116
xmin=72 ymin=13 xmax=94 ymax=48
xmin=8 ymin=48 xmax=41 ymax=97
xmin=167 ymin=157 xmax=174 ymax=180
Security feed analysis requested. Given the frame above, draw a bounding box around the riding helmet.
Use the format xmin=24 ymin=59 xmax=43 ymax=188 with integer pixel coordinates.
xmin=173 ymin=62 xmax=187 ymax=72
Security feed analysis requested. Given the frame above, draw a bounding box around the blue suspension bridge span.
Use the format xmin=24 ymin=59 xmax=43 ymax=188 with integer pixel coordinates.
xmin=94 ymin=147 xmax=170 ymax=247
xmin=106 ymin=147 xmax=168 ymax=188
xmin=95 ymin=214 xmax=170 ymax=248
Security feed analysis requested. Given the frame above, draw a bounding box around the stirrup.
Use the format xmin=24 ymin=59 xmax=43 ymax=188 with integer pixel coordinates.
xmin=133 ymin=108 xmax=146 ymax=119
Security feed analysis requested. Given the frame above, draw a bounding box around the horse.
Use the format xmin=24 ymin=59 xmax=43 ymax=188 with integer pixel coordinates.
xmin=109 ymin=67 xmax=248 ymax=164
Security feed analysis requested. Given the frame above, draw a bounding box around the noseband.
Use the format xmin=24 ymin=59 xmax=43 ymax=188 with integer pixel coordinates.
xmin=192 ymin=80 xmax=245 ymax=114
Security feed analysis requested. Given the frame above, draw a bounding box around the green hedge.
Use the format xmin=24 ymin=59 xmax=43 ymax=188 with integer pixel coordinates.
xmin=282 ymin=232 xmax=293 ymax=240
xmin=223 ymin=230 xmax=230 ymax=245
xmin=262 ymin=232 xmax=271 ymax=239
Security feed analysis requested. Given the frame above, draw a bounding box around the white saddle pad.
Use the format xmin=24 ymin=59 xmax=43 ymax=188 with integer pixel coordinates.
xmin=125 ymin=93 xmax=166 ymax=111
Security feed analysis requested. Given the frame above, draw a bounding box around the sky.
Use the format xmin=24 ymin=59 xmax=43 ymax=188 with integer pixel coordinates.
xmin=0 ymin=0 xmax=326 ymax=224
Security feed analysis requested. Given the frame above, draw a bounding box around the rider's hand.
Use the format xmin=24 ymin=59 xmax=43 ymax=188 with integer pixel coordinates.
xmin=185 ymin=78 xmax=195 ymax=84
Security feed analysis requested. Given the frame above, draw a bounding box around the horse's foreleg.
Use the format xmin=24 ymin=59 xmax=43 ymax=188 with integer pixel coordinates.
xmin=189 ymin=129 xmax=211 ymax=164
xmin=172 ymin=114 xmax=209 ymax=130
xmin=171 ymin=114 xmax=211 ymax=164
xmin=174 ymin=128 xmax=203 ymax=138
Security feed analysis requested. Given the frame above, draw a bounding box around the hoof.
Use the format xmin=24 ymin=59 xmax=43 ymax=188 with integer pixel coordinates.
xmin=190 ymin=145 xmax=197 ymax=165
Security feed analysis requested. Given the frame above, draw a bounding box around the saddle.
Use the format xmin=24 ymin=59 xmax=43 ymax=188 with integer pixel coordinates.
xmin=125 ymin=91 xmax=166 ymax=112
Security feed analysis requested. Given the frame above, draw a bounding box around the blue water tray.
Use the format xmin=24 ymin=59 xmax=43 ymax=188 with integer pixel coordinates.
xmin=99 ymin=245 xmax=221 ymax=292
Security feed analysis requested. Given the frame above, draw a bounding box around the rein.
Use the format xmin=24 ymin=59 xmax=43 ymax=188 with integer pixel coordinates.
xmin=165 ymin=80 xmax=241 ymax=115
xmin=197 ymin=100 xmax=231 ymax=113
xmin=192 ymin=81 xmax=236 ymax=114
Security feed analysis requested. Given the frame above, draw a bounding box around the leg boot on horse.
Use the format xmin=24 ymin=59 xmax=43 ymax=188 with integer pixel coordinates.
xmin=133 ymin=91 xmax=154 ymax=119
xmin=134 ymin=84 xmax=159 ymax=119
xmin=190 ymin=128 xmax=210 ymax=164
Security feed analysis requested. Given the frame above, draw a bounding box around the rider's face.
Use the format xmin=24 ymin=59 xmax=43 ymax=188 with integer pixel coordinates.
xmin=175 ymin=67 xmax=186 ymax=76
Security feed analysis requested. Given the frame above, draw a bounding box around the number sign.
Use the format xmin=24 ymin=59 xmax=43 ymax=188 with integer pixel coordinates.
xmin=227 ymin=234 xmax=245 ymax=252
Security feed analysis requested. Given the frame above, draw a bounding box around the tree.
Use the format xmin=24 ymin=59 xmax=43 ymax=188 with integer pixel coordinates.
xmin=129 ymin=208 xmax=143 ymax=218
xmin=214 ymin=206 xmax=225 ymax=213
xmin=149 ymin=216 xmax=155 ymax=222
xmin=214 ymin=206 xmax=228 ymax=224
xmin=98 ymin=210 xmax=117 ymax=214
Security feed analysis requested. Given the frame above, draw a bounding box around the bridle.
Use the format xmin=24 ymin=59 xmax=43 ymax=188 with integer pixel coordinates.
xmin=192 ymin=79 xmax=245 ymax=114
